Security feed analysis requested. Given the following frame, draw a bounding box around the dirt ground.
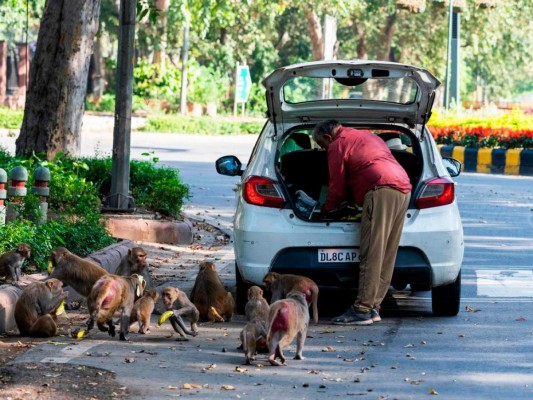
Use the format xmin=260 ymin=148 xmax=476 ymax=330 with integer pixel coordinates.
xmin=0 ymin=220 xmax=229 ymax=400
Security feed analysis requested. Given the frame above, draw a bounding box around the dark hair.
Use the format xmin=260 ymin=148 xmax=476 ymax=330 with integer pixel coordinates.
xmin=312 ymin=119 xmax=340 ymax=141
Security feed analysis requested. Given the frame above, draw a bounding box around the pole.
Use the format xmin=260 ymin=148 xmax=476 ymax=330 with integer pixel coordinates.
xmin=108 ymin=0 xmax=137 ymax=210
xmin=233 ymin=62 xmax=239 ymax=118
xmin=444 ymin=0 xmax=454 ymax=110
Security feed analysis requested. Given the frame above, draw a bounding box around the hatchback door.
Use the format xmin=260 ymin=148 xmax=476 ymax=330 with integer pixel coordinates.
xmin=262 ymin=60 xmax=440 ymax=136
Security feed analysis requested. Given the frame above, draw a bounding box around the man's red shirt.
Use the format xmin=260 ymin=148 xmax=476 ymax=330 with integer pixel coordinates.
xmin=323 ymin=126 xmax=412 ymax=211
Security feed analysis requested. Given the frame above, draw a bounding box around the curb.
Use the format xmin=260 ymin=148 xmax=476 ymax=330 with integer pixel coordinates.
xmin=439 ymin=145 xmax=533 ymax=176
xmin=0 ymin=240 xmax=137 ymax=334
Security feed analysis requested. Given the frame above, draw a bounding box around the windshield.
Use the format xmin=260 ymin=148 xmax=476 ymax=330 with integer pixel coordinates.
xmin=282 ymin=76 xmax=419 ymax=105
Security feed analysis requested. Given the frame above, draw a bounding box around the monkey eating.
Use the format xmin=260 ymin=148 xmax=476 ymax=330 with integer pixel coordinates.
xmin=0 ymin=243 xmax=31 ymax=286
xmin=129 ymin=288 xmax=159 ymax=334
xmin=48 ymin=247 xmax=108 ymax=299
xmin=266 ymin=290 xmax=309 ymax=366
xmin=115 ymin=247 xmax=153 ymax=289
xmin=159 ymin=286 xmax=199 ymax=339
xmin=15 ymin=278 xmax=68 ymax=338
xmin=86 ymin=273 xmax=146 ymax=341
xmin=263 ymin=272 xmax=319 ymax=324
xmin=190 ymin=261 xmax=234 ymax=322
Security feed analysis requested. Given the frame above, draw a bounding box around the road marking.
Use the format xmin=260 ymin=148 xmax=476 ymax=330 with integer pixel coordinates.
xmin=40 ymin=341 xmax=99 ymax=364
xmin=476 ymin=269 xmax=533 ymax=297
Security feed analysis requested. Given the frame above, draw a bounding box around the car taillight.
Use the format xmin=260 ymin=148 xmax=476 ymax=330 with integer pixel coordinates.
xmin=415 ymin=177 xmax=455 ymax=209
xmin=243 ymin=176 xmax=286 ymax=208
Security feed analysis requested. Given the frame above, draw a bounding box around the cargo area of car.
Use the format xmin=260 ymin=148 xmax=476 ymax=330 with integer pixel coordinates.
xmin=277 ymin=130 xmax=422 ymax=221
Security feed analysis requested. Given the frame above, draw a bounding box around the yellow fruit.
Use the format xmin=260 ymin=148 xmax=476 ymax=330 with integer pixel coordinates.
xmin=47 ymin=260 xmax=53 ymax=274
xmin=158 ymin=311 xmax=175 ymax=326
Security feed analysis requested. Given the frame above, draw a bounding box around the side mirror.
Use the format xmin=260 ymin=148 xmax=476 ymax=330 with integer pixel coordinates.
xmin=442 ymin=157 xmax=462 ymax=177
xmin=215 ymin=155 xmax=243 ymax=176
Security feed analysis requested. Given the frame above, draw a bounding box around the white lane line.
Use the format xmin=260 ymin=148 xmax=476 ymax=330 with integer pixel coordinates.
xmin=40 ymin=341 xmax=100 ymax=364
xmin=476 ymin=269 xmax=533 ymax=297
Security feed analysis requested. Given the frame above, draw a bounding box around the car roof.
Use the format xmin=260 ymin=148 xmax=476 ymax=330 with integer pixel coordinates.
xmin=262 ymin=60 xmax=440 ymax=135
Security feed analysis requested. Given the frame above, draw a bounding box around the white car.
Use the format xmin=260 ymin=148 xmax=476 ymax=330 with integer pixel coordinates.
xmin=216 ymin=60 xmax=463 ymax=316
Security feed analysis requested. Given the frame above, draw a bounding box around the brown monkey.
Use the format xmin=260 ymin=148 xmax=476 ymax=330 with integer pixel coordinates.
xmin=263 ymin=272 xmax=319 ymax=324
xmin=245 ymin=286 xmax=269 ymax=322
xmin=240 ymin=319 xmax=268 ymax=365
xmin=0 ymin=243 xmax=31 ymax=285
xmin=48 ymin=247 xmax=108 ymax=297
xmin=161 ymin=286 xmax=199 ymax=339
xmin=129 ymin=288 xmax=159 ymax=334
xmin=267 ymin=290 xmax=309 ymax=366
xmin=87 ymin=273 xmax=145 ymax=341
xmin=15 ymin=278 xmax=68 ymax=337
xmin=115 ymin=247 xmax=153 ymax=288
xmin=190 ymin=261 xmax=234 ymax=322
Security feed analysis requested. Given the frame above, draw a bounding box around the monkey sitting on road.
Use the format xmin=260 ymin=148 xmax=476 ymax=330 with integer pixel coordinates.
xmin=245 ymin=286 xmax=269 ymax=322
xmin=115 ymin=247 xmax=153 ymax=289
xmin=87 ymin=273 xmax=145 ymax=341
xmin=0 ymin=243 xmax=31 ymax=286
xmin=129 ymin=288 xmax=159 ymax=334
xmin=267 ymin=290 xmax=309 ymax=366
xmin=48 ymin=247 xmax=108 ymax=299
xmin=263 ymin=272 xmax=319 ymax=324
xmin=160 ymin=286 xmax=199 ymax=340
xmin=190 ymin=261 xmax=234 ymax=322
xmin=15 ymin=278 xmax=68 ymax=338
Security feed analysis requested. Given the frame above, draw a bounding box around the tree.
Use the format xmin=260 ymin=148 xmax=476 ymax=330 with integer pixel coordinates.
xmin=15 ymin=0 xmax=102 ymax=159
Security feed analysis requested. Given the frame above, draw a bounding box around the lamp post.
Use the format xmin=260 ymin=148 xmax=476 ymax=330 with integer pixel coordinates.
xmin=444 ymin=0 xmax=461 ymax=110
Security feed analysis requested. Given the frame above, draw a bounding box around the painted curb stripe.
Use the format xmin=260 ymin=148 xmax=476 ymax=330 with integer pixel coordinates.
xmin=519 ymin=149 xmax=533 ymax=176
xmin=477 ymin=148 xmax=491 ymax=174
xmin=505 ymin=149 xmax=521 ymax=175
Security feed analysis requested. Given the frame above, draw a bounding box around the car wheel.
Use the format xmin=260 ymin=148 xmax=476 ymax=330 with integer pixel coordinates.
xmin=235 ymin=263 xmax=252 ymax=315
xmin=392 ymin=282 xmax=407 ymax=290
xmin=431 ymin=270 xmax=461 ymax=316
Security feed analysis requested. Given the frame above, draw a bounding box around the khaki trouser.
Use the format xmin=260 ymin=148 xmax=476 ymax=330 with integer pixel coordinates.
xmin=355 ymin=187 xmax=411 ymax=313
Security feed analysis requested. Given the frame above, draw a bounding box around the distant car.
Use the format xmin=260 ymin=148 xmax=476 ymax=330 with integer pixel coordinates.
xmin=216 ymin=60 xmax=463 ymax=316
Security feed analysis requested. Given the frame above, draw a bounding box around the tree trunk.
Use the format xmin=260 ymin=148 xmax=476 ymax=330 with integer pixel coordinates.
xmin=303 ymin=7 xmax=323 ymax=61
xmin=152 ymin=0 xmax=169 ymax=67
xmin=16 ymin=0 xmax=102 ymax=159
xmin=376 ymin=12 xmax=397 ymax=61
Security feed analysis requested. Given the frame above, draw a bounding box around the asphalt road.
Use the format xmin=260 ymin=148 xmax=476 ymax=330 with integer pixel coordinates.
xmin=4 ymin=116 xmax=533 ymax=399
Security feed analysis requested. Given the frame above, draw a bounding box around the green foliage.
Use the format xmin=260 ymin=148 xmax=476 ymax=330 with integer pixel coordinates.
xmin=133 ymin=60 xmax=182 ymax=102
xmin=187 ymin=61 xmax=230 ymax=105
xmin=141 ymin=114 xmax=264 ymax=135
xmin=0 ymin=107 xmax=23 ymax=129
xmin=85 ymin=94 xmax=116 ymax=113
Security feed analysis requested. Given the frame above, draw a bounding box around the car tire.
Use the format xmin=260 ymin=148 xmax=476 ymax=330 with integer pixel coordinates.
xmin=431 ymin=270 xmax=461 ymax=316
xmin=235 ymin=263 xmax=252 ymax=315
xmin=411 ymin=284 xmax=430 ymax=292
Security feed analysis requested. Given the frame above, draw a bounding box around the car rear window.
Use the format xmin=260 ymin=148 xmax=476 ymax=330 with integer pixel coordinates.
xmin=282 ymin=75 xmax=419 ymax=105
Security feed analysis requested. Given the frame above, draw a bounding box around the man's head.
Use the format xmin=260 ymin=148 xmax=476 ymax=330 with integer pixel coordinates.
xmin=313 ymin=120 xmax=341 ymax=149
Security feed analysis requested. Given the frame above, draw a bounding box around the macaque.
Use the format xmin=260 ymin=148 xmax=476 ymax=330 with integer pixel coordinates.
xmin=0 ymin=243 xmax=31 ymax=285
xmin=240 ymin=319 xmax=268 ymax=365
xmin=14 ymin=278 xmax=68 ymax=337
xmin=116 ymin=247 xmax=153 ymax=288
xmin=87 ymin=273 xmax=145 ymax=341
xmin=267 ymin=290 xmax=309 ymax=366
xmin=48 ymin=247 xmax=108 ymax=297
xmin=129 ymin=288 xmax=159 ymax=334
xmin=263 ymin=272 xmax=319 ymax=324
xmin=161 ymin=286 xmax=199 ymax=339
xmin=245 ymin=286 xmax=269 ymax=322
xmin=190 ymin=261 xmax=234 ymax=322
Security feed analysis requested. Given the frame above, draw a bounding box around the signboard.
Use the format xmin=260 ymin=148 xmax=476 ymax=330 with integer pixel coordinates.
xmin=235 ymin=65 xmax=252 ymax=103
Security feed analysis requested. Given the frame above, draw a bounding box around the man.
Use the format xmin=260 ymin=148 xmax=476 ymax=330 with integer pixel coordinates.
xmin=313 ymin=120 xmax=411 ymax=325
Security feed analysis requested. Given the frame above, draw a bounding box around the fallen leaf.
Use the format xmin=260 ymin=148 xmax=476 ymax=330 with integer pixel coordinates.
xmin=221 ymin=385 xmax=235 ymax=390
xmin=124 ymin=357 xmax=135 ymax=363
xmin=183 ymin=383 xmax=202 ymax=389
xmin=404 ymin=344 xmax=414 ymax=348
xmin=322 ymin=346 xmax=335 ymax=352
xmin=320 ymin=328 xmax=336 ymax=334
xmin=429 ymin=388 xmax=439 ymax=395
xmin=167 ymin=385 xmax=177 ymax=390
xmin=235 ymin=366 xmax=247 ymax=373
xmin=516 ymin=317 xmax=527 ymax=321
xmin=465 ymin=305 xmax=481 ymax=313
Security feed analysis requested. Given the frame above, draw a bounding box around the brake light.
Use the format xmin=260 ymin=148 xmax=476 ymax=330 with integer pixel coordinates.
xmin=243 ymin=176 xmax=286 ymax=208
xmin=415 ymin=177 xmax=455 ymax=209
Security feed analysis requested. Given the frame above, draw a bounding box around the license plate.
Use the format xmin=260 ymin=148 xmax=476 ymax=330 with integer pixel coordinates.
xmin=318 ymin=248 xmax=360 ymax=263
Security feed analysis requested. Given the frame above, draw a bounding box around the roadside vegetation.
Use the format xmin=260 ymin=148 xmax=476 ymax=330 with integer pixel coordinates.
xmin=0 ymin=149 xmax=189 ymax=272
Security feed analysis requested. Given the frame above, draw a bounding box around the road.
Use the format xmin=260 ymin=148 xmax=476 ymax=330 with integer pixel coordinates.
xmin=5 ymin=116 xmax=533 ymax=399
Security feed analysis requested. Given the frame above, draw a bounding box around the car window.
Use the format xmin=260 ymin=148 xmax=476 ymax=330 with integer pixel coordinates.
xmin=282 ymin=76 xmax=419 ymax=105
